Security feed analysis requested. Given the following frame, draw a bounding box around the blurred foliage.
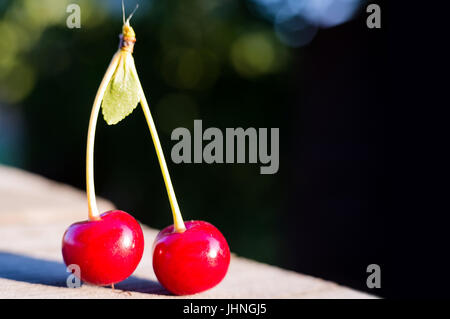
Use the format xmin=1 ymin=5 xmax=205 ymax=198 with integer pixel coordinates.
xmin=0 ymin=0 xmax=294 ymax=264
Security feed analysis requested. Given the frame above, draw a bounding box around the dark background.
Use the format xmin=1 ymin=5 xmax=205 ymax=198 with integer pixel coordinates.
xmin=0 ymin=0 xmax=393 ymax=297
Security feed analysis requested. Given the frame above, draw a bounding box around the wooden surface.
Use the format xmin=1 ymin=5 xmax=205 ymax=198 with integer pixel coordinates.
xmin=0 ymin=165 xmax=375 ymax=299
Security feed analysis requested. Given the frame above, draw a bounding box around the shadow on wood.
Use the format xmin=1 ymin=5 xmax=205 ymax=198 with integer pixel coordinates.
xmin=0 ymin=251 xmax=167 ymax=294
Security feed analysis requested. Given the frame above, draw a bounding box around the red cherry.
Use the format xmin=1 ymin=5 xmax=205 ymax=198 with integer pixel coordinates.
xmin=62 ymin=210 xmax=144 ymax=286
xmin=152 ymin=220 xmax=230 ymax=295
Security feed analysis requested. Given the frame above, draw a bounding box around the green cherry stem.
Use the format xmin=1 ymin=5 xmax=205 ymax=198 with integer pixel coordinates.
xmin=86 ymin=51 xmax=121 ymax=221
xmin=132 ymin=68 xmax=186 ymax=233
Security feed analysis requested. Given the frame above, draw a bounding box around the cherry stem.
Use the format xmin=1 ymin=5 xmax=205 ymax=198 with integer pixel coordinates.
xmin=86 ymin=52 xmax=121 ymax=221
xmin=132 ymin=68 xmax=186 ymax=233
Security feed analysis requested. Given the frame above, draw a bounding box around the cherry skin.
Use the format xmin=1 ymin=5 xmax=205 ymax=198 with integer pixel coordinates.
xmin=62 ymin=210 xmax=144 ymax=286
xmin=152 ymin=220 xmax=230 ymax=295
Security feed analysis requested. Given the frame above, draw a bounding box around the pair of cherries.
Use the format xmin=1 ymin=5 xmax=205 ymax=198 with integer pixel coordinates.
xmin=62 ymin=212 xmax=230 ymax=295
xmin=61 ymin=10 xmax=230 ymax=295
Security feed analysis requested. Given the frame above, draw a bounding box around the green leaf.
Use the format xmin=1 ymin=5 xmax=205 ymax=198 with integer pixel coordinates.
xmin=101 ymin=52 xmax=140 ymax=125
